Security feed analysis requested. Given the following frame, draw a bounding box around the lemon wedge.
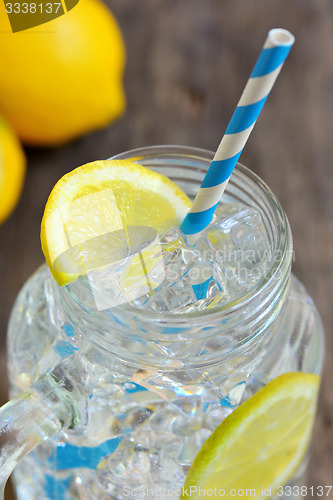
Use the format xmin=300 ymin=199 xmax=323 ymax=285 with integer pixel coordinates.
xmin=41 ymin=159 xmax=191 ymax=286
xmin=182 ymin=372 xmax=320 ymax=499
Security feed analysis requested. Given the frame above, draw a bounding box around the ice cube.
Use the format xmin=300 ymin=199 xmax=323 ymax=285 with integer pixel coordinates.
xmin=133 ymin=227 xmax=228 ymax=313
xmin=202 ymin=203 xmax=271 ymax=294
xmin=88 ymin=230 xmax=166 ymax=311
xmin=90 ymin=203 xmax=271 ymax=315
xmin=131 ymin=227 xmax=201 ymax=311
xmin=97 ymin=436 xmax=185 ymax=498
xmin=178 ymin=428 xmax=212 ymax=466
xmin=97 ymin=440 xmax=153 ymax=494
xmin=154 ymin=455 xmax=185 ymax=491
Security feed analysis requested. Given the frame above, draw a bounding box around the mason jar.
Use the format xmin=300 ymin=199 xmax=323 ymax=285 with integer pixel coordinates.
xmin=5 ymin=146 xmax=324 ymax=499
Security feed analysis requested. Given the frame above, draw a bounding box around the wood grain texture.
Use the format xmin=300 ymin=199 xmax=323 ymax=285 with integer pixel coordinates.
xmin=0 ymin=0 xmax=332 ymax=497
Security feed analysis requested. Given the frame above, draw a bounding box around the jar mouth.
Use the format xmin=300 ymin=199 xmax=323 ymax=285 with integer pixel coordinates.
xmin=59 ymin=145 xmax=293 ymax=360
xmin=105 ymin=145 xmax=292 ymax=325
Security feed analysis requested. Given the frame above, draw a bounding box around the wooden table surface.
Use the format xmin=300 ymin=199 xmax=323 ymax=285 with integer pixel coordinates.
xmin=1 ymin=0 xmax=332 ymax=497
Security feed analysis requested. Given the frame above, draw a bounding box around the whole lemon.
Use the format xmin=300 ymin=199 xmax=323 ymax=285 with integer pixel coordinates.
xmin=0 ymin=0 xmax=126 ymax=146
xmin=0 ymin=116 xmax=26 ymax=224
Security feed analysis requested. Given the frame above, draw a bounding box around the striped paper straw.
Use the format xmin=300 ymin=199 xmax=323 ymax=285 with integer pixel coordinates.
xmin=181 ymin=28 xmax=295 ymax=236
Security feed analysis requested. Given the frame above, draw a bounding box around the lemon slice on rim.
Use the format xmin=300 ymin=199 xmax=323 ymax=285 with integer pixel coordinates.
xmin=182 ymin=372 xmax=320 ymax=499
xmin=41 ymin=159 xmax=191 ymax=286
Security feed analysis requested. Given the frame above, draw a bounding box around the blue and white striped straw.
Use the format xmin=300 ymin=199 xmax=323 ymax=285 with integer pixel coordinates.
xmin=181 ymin=28 xmax=295 ymax=236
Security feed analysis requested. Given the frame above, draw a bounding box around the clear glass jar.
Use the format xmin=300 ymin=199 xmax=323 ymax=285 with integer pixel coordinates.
xmin=7 ymin=146 xmax=324 ymax=499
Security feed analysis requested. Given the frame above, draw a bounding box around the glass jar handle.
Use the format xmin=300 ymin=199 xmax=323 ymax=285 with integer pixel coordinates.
xmin=0 ymin=369 xmax=84 ymax=498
